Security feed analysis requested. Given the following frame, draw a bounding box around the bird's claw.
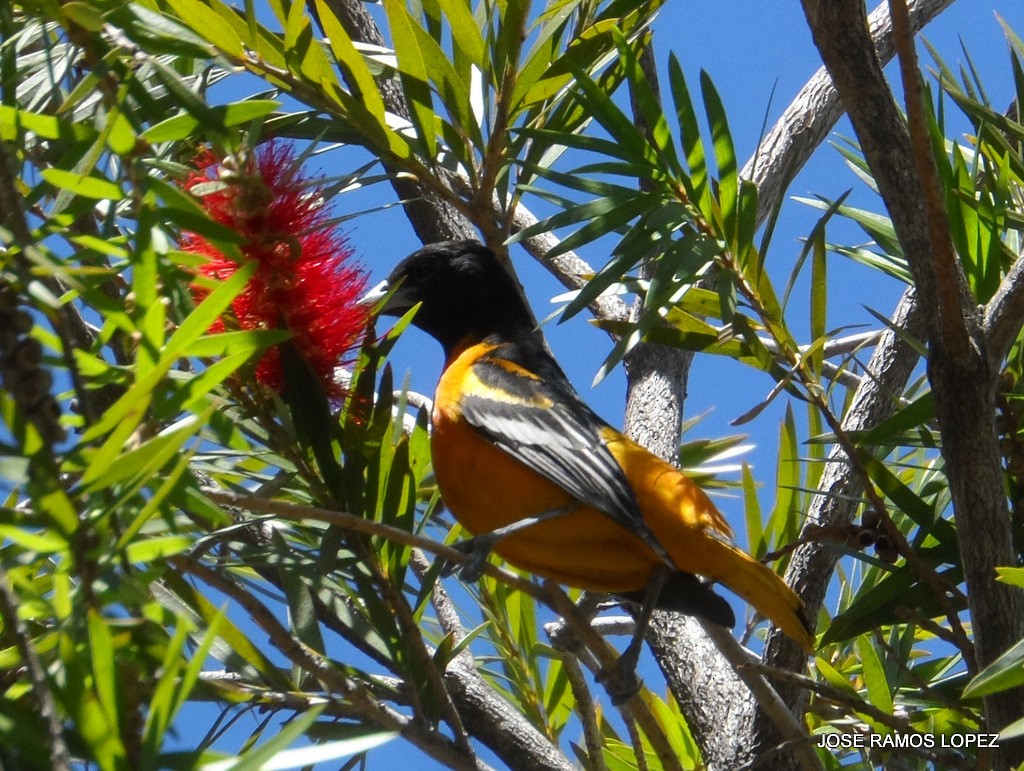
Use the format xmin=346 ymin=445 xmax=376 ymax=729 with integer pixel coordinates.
xmin=441 ymin=534 xmax=499 ymax=581
xmin=597 ymin=658 xmax=642 ymax=705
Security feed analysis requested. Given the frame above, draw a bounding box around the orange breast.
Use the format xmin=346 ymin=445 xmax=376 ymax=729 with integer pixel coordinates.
xmin=430 ymin=345 xmax=662 ymax=591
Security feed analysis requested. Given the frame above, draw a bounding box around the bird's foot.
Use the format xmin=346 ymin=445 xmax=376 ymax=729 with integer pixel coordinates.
xmin=441 ymin=533 xmax=501 ymax=582
xmin=597 ymin=657 xmax=642 ymax=705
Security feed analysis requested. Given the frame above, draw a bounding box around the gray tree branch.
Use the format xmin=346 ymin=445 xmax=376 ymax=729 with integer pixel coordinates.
xmin=799 ymin=1 xmax=1024 ymax=765
xmin=743 ymin=0 xmax=955 ymax=225
xmin=984 ymin=242 xmax=1024 ymax=368
xmin=752 ymin=287 xmax=924 ymax=767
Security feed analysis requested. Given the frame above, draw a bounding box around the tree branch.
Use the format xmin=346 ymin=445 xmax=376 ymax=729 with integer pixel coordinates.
xmin=0 ymin=564 xmax=70 ymax=770
xmin=743 ymin=0 xmax=956 ymax=227
xmin=984 ymin=242 xmax=1024 ymax=368
xmin=800 ymin=1 xmax=1024 ymax=762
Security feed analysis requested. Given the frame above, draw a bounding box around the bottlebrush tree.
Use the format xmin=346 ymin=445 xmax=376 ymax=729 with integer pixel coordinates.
xmin=1 ymin=1 xmax=1023 ymax=770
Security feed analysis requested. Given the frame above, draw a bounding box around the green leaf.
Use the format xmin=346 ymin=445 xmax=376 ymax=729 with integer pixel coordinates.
xmin=165 ymin=0 xmax=245 ymax=57
xmin=0 ymin=105 xmax=95 ymax=142
xmin=160 ymin=571 xmax=292 ymax=690
xmin=116 ymin=453 xmax=193 ymax=551
xmin=313 ymin=0 xmax=385 ymax=123
xmin=815 ymin=656 xmax=858 ymax=697
xmin=701 ymin=70 xmax=736 ymax=239
xmin=206 ymin=730 xmax=397 ymax=771
xmin=963 ymin=637 xmax=1024 ymax=699
xmin=125 ymin=535 xmax=193 ymax=562
xmin=742 ymin=462 xmax=764 ymax=559
xmin=199 ymin=708 xmax=326 ymax=771
xmin=142 ymin=100 xmax=280 ymax=143
xmin=40 ymin=168 xmax=123 ymax=200
xmin=809 ymin=230 xmax=827 ymax=374
xmin=383 ymin=0 xmax=437 ymax=161
xmin=856 ymin=635 xmax=893 ymax=720
xmin=996 ymin=567 xmax=1024 ymax=588
xmin=81 ymin=262 xmax=256 ymax=443
xmin=767 ymin=404 xmax=800 ymax=551
xmin=999 ymin=714 xmax=1024 ymax=742
xmin=668 ymin=55 xmax=707 ymax=205
xmin=861 ymin=455 xmax=957 ymax=543
xmin=87 ymin=609 xmax=123 ymax=754
xmin=82 ymin=410 xmax=207 ymax=495
xmin=436 ymin=0 xmax=485 ymax=66
xmin=62 ymin=1 xmax=106 ymax=30
xmin=821 ymin=563 xmax=963 ymax=646
xmin=0 ymin=525 xmax=68 ymax=554
xmin=183 ymin=330 xmax=291 ymax=358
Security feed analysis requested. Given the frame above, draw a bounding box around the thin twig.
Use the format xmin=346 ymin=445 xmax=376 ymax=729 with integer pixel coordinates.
xmin=889 ymin=0 xmax=972 ymax=361
xmin=541 ymin=586 xmax=684 ymax=771
xmin=170 ymin=555 xmax=489 ymax=771
xmin=703 ymin=627 xmax=824 ymax=771
xmin=742 ymin=660 xmax=918 ymax=737
xmin=0 ymin=565 xmax=70 ymax=770
xmin=200 ymin=488 xmax=544 ymax=600
xmin=555 ymin=653 xmax=607 ymax=771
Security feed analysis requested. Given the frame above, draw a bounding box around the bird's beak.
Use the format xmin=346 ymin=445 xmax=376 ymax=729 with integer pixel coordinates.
xmin=359 ymin=277 xmax=417 ymax=317
xmin=359 ymin=279 xmax=391 ymax=308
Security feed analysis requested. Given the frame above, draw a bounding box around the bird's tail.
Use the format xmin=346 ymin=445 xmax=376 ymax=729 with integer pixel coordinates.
xmin=700 ymin=539 xmax=815 ymax=652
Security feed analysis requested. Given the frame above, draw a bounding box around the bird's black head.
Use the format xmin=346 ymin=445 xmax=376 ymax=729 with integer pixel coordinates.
xmin=365 ymin=240 xmax=535 ymax=355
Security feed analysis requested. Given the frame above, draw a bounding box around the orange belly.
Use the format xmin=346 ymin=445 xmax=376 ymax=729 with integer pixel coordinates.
xmin=430 ymin=413 xmax=662 ymax=591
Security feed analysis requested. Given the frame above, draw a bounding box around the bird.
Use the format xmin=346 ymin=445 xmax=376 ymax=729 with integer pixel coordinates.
xmin=364 ymin=239 xmax=814 ymax=693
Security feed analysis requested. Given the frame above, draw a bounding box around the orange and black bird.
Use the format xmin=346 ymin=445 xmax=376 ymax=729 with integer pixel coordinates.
xmin=365 ymin=240 xmax=814 ymax=682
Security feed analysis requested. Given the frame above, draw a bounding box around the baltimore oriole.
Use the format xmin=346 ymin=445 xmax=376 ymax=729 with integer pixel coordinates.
xmin=365 ymin=240 xmax=814 ymax=669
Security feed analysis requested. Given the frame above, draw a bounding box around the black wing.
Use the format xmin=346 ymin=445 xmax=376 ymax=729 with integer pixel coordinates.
xmin=458 ymin=334 xmax=671 ymax=565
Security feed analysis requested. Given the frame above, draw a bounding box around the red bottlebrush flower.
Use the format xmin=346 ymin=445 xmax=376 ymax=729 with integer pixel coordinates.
xmin=182 ymin=143 xmax=369 ymax=399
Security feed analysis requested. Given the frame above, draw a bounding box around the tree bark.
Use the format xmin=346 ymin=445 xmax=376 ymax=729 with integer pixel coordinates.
xmin=311 ymin=0 xmax=477 ymax=245
xmin=752 ymin=288 xmax=924 ymax=767
xmin=800 ymin=1 xmax=1024 ymax=765
xmin=744 ymin=0 xmax=955 ymax=223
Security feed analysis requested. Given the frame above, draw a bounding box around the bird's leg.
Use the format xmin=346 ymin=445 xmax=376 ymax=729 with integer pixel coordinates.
xmin=599 ymin=564 xmax=672 ymax=705
xmin=444 ymin=505 xmax=577 ymax=582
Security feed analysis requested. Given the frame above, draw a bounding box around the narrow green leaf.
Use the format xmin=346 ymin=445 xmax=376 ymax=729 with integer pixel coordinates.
xmin=383 ymin=0 xmax=437 ymax=160
xmin=768 ymin=404 xmax=799 ymax=550
xmin=87 ymin=609 xmax=121 ymax=741
xmin=742 ymin=462 xmax=764 ymax=559
xmin=125 ymin=535 xmax=193 ymax=563
xmin=996 ymin=567 xmax=1024 ymax=588
xmin=160 ymin=571 xmax=292 ymax=690
xmin=963 ymin=637 xmax=1024 ymax=699
xmin=815 ymin=656 xmax=859 ymax=697
xmin=809 ymin=230 xmax=827 ymax=374
xmin=201 ymin=706 xmax=327 ymax=771
xmin=0 ymin=105 xmax=94 ymax=142
xmin=568 ymin=65 xmax=651 ymax=164
xmin=165 ymin=0 xmax=244 ymax=56
xmin=700 ymin=71 xmax=736 ymax=238
xmin=668 ymin=55 xmax=706 ymax=203
xmin=0 ymin=525 xmax=68 ymax=554
xmin=212 ymin=731 xmax=397 ymax=771
xmin=81 ymin=262 xmax=256 ymax=443
xmin=142 ymin=100 xmax=280 ymax=143
xmin=857 ymin=635 xmax=893 ymax=720
xmin=40 ymin=168 xmax=123 ymax=200
xmin=314 ymin=0 xmax=384 ymax=122
xmin=999 ymin=714 xmax=1024 ymax=742
xmin=436 ymin=0 xmax=485 ymax=65
xmin=115 ymin=453 xmax=193 ymax=551
xmin=821 ymin=563 xmax=963 ymax=646
xmin=861 ymin=454 xmax=957 ymax=543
